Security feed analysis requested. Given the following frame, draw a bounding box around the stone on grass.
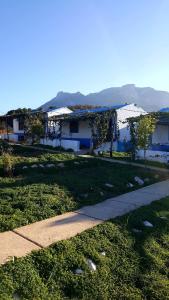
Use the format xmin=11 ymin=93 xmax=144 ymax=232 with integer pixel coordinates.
xmin=31 ymin=164 xmax=38 ymax=168
xmin=105 ymin=183 xmax=114 ymax=188
xmin=22 ymin=166 xmax=28 ymax=169
xmin=127 ymin=183 xmax=134 ymax=188
xmin=100 ymin=251 xmax=106 ymax=256
xmin=57 ymin=163 xmax=65 ymax=168
xmin=143 ymin=220 xmax=153 ymax=227
xmin=46 ymin=163 xmax=55 ymax=168
xmin=74 ymin=161 xmax=80 ymax=165
xmin=39 ymin=164 xmax=44 ymax=168
xmin=75 ymin=268 xmax=84 ymax=275
xmin=132 ymin=228 xmax=142 ymax=233
xmin=100 ymin=191 xmax=104 ymax=196
xmin=86 ymin=259 xmax=97 ymax=272
xmin=154 ymin=174 xmax=159 ymax=179
xmin=134 ymin=176 xmax=144 ymax=185
xmin=160 ymin=216 xmax=168 ymax=220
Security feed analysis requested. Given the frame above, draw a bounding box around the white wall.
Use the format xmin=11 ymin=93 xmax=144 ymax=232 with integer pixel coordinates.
xmin=117 ymin=104 xmax=147 ymax=141
xmin=137 ymin=149 xmax=169 ymax=164
xmin=13 ymin=119 xmax=24 ymax=134
xmin=152 ymin=125 xmax=169 ymax=144
xmin=40 ymin=138 xmax=80 ymax=152
xmin=0 ymin=133 xmax=19 ymax=142
xmin=62 ymin=120 xmax=92 ymax=139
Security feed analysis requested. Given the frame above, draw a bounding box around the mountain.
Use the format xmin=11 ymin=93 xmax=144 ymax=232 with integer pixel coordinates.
xmin=39 ymin=84 xmax=169 ymax=112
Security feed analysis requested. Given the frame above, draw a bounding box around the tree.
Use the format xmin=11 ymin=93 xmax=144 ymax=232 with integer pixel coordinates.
xmin=24 ymin=113 xmax=45 ymax=144
xmin=137 ymin=115 xmax=156 ymax=160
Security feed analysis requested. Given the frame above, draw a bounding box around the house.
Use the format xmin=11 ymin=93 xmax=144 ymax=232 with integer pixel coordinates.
xmin=43 ymin=103 xmax=146 ymax=152
xmin=0 ymin=107 xmax=72 ymax=142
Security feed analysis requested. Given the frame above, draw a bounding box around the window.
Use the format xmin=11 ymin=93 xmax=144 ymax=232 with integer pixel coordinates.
xmin=70 ymin=120 xmax=79 ymax=133
xmin=18 ymin=117 xmax=24 ymax=131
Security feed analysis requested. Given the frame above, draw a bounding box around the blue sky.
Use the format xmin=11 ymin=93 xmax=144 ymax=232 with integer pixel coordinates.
xmin=0 ymin=0 xmax=169 ymax=113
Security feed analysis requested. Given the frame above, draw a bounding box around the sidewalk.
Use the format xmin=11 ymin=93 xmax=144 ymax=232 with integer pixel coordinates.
xmin=0 ymin=179 xmax=169 ymax=265
xmin=81 ymin=155 xmax=169 ymax=173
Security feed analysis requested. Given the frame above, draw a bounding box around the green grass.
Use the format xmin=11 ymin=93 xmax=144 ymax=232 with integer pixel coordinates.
xmin=0 ymin=145 xmax=168 ymax=232
xmin=1 ymin=196 xmax=169 ymax=299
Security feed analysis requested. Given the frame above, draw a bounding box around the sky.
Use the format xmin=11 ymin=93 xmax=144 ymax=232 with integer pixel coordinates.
xmin=0 ymin=0 xmax=169 ymax=113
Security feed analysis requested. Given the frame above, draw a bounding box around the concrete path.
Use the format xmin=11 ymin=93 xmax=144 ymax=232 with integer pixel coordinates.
xmin=80 ymin=155 xmax=169 ymax=173
xmin=0 ymin=179 xmax=169 ymax=264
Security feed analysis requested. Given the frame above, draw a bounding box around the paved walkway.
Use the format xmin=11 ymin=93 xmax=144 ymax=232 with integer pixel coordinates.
xmin=80 ymin=155 xmax=169 ymax=173
xmin=0 ymin=179 xmax=169 ymax=265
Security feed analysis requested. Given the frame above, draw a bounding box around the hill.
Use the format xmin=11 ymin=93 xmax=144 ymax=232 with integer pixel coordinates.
xmin=39 ymin=84 xmax=169 ymax=112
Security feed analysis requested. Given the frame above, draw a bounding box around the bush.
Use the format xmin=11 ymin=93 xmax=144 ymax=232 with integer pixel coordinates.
xmin=1 ymin=152 xmax=15 ymax=177
xmin=0 ymin=140 xmax=12 ymax=155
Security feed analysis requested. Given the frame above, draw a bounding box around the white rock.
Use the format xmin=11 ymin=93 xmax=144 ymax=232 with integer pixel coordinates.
xmin=160 ymin=216 xmax=168 ymax=220
xmin=105 ymin=183 xmax=114 ymax=188
xmin=86 ymin=259 xmax=97 ymax=271
xmin=75 ymin=268 xmax=84 ymax=275
xmin=39 ymin=164 xmax=44 ymax=168
xmin=31 ymin=164 xmax=38 ymax=168
xmin=143 ymin=220 xmax=153 ymax=227
xmin=127 ymin=183 xmax=134 ymax=188
xmin=100 ymin=251 xmax=106 ymax=256
xmin=132 ymin=228 xmax=142 ymax=233
xmin=57 ymin=163 xmax=65 ymax=168
xmin=22 ymin=166 xmax=28 ymax=169
xmin=154 ymin=174 xmax=159 ymax=179
xmin=46 ymin=163 xmax=55 ymax=168
xmin=134 ymin=176 xmax=144 ymax=185
xmin=74 ymin=161 xmax=80 ymax=165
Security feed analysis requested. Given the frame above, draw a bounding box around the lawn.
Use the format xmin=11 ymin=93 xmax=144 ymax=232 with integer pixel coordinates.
xmin=0 ymin=196 xmax=169 ymax=299
xmin=0 ymin=145 xmax=168 ymax=232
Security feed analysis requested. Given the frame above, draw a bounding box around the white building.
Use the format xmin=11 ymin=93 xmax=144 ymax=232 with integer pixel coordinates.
xmin=42 ymin=104 xmax=146 ymax=152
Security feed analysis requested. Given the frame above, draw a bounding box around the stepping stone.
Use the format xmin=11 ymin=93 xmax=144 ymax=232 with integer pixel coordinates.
xmin=39 ymin=164 xmax=44 ymax=168
xmin=127 ymin=183 xmax=134 ymax=188
xmin=46 ymin=164 xmax=55 ymax=168
xmin=160 ymin=216 xmax=168 ymax=220
xmin=86 ymin=259 xmax=96 ymax=271
xmin=143 ymin=220 xmax=153 ymax=227
xmin=57 ymin=163 xmax=65 ymax=168
xmin=105 ymin=183 xmax=114 ymax=188
xmin=31 ymin=164 xmax=38 ymax=168
xmin=75 ymin=268 xmax=84 ymax=275
xmin=134 ymin=176 xmax=144 ymax=185
xmin=22 ymin=166 xmax=28 ymax=169
xmin=74 ymin=161 xmax=80 ymax=165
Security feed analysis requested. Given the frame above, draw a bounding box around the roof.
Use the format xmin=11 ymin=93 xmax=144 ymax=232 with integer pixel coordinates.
xmin=160 ymin=108 xmax=169 ymax=113
xmin=68 ymin=104 xmax=128 ymax=117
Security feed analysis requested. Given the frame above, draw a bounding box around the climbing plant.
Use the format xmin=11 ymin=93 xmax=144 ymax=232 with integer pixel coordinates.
xmin=24 ymin=112 xmax=45 ymax=144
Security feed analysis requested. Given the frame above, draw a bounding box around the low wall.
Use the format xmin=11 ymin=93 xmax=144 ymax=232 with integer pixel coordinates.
xmin=137 ymin=149 xmax=169 ymax=164
xmin=40 ymin=138 xmax=80 ymax=152
xmin=0 ymin=133 xmax=19 ymax=142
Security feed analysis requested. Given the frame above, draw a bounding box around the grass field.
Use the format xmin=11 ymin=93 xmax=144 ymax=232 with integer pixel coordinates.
xmin=0 ymin=145 xmax=167 ymax=232
xmin=0 ymin=196 xmax=169 ymax=299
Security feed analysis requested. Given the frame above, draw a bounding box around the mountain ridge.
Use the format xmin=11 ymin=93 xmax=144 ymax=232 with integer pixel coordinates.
xmin=39 ymin=84 xmax=169 ymax=112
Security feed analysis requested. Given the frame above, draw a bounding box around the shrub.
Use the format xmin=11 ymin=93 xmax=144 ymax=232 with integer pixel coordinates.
xmin=1 ymin=152 xmax=15 ymax=177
